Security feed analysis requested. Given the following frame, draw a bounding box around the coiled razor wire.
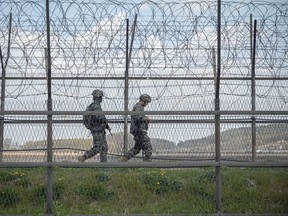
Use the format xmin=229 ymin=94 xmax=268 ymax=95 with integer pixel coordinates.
xmin=0 ymin=0 xmax=287 ymax=112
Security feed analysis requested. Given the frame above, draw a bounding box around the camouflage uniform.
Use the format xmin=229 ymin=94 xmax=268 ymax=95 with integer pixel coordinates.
xmin=124 ymin=94 xmax=152 ymax=162
xmin=79 ymin=90 xmax=110 ymax=162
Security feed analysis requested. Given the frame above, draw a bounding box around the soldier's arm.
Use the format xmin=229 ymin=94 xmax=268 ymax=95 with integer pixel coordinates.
xmin=133 ymin=104 xmax=146 ymax=121
xmin=133 ymin=104 xmax=148 ymax=123
xmin=104 ymin=117 xmax=110 ymax=129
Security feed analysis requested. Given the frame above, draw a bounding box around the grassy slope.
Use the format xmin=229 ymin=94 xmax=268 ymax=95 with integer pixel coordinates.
xmin=0 ymin=167 xmax=288 ymax=215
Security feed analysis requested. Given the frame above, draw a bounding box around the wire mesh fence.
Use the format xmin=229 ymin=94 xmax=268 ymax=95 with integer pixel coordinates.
xmin=0 ymin=0 xmax=288 ymax=215
xmin=2 ymin=116 xmax=288 ymax=163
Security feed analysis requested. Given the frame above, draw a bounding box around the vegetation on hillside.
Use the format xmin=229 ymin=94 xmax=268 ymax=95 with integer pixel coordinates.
xmin=17 ymin=123 xmax=288 ymax=152
xmin=177 ymin=123 xmax=288 ymax=150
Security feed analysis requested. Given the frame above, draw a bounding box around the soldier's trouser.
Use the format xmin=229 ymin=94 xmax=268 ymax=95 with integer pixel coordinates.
xmin=125 ymin=130 xmax=152 ymax=161
xmin=84 ymin=130 xmax=108 ymax=162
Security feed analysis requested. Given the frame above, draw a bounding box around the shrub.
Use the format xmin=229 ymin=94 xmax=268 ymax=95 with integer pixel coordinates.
xmin=96 ymin=171 xmax=111 ymax=182
xmin=0 ymin=188 xmax=20 ymax=207
xmin=28 ymin=180 xmax=66 ymax=203
xmin=14 ymin=176 xmax=30 ymax=187
xmin=29 ymin=183 xmax=46 ymax=203
xmin=194 ymin=170 xmax=215 ymax=184
xmin=142 ymin=171 xmax=183 ymax=194
xmin=0 ymin=170 xmax=26 ymax=182
xmin=0 ymin=171 xmax=15 ymax=182
xmin=53 ymin=179 xmax=66 ymax=200
xmin=77 ymin=183 xmax=115 ymax=200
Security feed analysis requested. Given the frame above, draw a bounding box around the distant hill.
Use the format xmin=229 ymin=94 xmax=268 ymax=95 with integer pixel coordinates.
xmin=19 ymin=132 xmax=177 ymax=154
xmin=177 ymin=123 xmax=288 ymax=151
xmin=19 ymin=123 xmax=288 ymax=153
xmin=106 ymin=132 xmax=177 ymax=153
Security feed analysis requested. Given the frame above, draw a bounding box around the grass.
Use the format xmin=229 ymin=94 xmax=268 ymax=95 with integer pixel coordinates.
xmin=0 ymin=167 xmax=287 ymax=215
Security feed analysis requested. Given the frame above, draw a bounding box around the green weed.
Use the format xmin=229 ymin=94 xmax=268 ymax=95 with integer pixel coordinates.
xmin=142 ymin=170 xmax=184 ymax=194
xmin=28 ymin=179 xmax=66 ymax=203
xmin=77 ymin=182 xmax=115 ymax=200
xmin=95 ymin=171 xmax=111 ymax=182
xmin=0 ymin=188 xmax=20 ymax=208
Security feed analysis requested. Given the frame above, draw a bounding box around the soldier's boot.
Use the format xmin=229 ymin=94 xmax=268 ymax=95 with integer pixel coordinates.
xmin=143 ymin=157 xmax=152 ymax=162
xmin=119 ymin=156 xmax=128 ymax=162
xmin=100 ymin=154 xmax=107 ymax=163
xmin=78 ymin=155 xmax=86 ymax=162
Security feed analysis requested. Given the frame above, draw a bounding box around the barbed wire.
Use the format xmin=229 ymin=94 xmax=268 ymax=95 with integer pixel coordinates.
xmin=0 ymin=0 xmax=287 ymax=112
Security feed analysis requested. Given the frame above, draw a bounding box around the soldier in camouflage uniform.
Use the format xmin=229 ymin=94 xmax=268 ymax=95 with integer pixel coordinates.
xmin=120 ymin=94 xmax=152 ymax=162
xmin=78 ymin=89 xmax=111 ymax=162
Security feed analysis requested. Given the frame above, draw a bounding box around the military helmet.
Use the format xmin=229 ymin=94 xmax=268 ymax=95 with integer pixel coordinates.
xmin=139 ymin=94 xmax=151 ymax=102
xmin=92 ymin=89 xmax=104 ymax=97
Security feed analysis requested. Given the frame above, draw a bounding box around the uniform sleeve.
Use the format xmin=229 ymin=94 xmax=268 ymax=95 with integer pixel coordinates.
xmin=133 ymin=103 xmax=145 ymax=121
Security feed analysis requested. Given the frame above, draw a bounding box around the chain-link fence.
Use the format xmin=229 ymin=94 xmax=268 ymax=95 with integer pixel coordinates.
xmin=0 ymin=0 xmax=287 ymax=215
xmin=2 ymin=116 xmax=288 ymax=163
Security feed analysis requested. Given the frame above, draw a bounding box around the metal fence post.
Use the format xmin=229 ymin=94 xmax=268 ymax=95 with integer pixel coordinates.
xmin=124 ymin=18 xmax=129 ymax=154
xmin=251 ymin=19 xmax=257 ymax=162
xmin=124 ymin=14 xmax=137 ymax=154
xmin=0 ymin=47 xmax=5 ymax=162
xmin=45 ymin=0 xmax=53 ymax=214
xmin=215 ymin=0 xmax=222 ymax=213
xmin=0 ymin=12 xmax=12 ymax=162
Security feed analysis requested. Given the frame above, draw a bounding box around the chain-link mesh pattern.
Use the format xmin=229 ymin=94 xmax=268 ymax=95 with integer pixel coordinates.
xmin=2 ymin=116 xmax=288 ymax=163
